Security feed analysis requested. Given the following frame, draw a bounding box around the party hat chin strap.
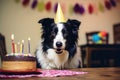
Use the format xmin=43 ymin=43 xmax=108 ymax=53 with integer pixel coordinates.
xmin=54 ymin=3 xmax=66 ymax=23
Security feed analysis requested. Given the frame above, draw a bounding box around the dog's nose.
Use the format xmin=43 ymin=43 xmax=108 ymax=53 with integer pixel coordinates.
xmin=56 ymin=41 xmax=62 ymax=47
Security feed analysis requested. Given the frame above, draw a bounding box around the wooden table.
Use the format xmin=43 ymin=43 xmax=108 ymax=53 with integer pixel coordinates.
xmin=2 ymin=67 xmax=120 ymax=80
xmin=80 ymin=44 xmax=120 ymax=67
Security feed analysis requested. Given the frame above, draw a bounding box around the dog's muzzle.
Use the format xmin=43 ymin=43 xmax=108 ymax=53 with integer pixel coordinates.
xmin=55 ymin=41 xmax=63 ymax=54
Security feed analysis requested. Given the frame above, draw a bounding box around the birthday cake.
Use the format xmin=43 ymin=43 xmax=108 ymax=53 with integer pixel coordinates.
xmin=2 ymin=53 xmax=36 ymax=72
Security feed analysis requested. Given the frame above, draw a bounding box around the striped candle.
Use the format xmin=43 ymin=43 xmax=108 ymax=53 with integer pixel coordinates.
xmin=22 ymin=40 xmax=24 ymax=54
xmin=11 ymin=34 xmax=15 ymax=53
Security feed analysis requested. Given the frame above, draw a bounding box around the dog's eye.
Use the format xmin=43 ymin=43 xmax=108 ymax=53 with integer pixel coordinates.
xmin=50 ymin=27 xmax=58 ymax=38
xmin=72 ymin=29 xmax=78 ymax=34
xmin=62 ymin=29 xmax=68 ymax=38
xmin=50 ymin=32 xmax=56 ymax=38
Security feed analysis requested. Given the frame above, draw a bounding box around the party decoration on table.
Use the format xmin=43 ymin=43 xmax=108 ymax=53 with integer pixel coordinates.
xmin=54 ymin=3 xmax=66 ymax=23
xmin=37 ymin=1 xmax=44 ymax=11
xmin=88 ymin=4 xmax=94 ymax=14
xmin=92 ymin=31 xmax=107 ymax=44
xmin=0 ymin=69 xmax=87 ymax=78
xmin=105 ymin=0 xmax=111 ymax=10
xmin=31 ymin=0 xmax=38 ymax=9
xmin=22 ymin=0 xmax=30 ymax=7
xmin=39 ymin=70 xmax=87 ymax=77
xmin=45 ymin=1 xmax=52 ymax=12
xmin=15 ymin=0 xmax=119 ymax=15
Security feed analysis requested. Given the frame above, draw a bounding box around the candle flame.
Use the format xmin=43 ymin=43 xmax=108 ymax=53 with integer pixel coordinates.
xmin=11 ymin=34 xmax=14 ymax=40
xmin=28 ymin=37 xmax=31 ymax=41
xmin=22 ymin=40 xmax=24 ymax=43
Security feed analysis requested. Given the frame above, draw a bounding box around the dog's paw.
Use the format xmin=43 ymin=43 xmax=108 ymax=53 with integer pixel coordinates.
xmin=44 ymin=66 xmax=56 ymax=69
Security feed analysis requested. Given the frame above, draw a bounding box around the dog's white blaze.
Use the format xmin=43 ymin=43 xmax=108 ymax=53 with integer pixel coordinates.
xmin=53 ymin=24 xmax=66 ymax=49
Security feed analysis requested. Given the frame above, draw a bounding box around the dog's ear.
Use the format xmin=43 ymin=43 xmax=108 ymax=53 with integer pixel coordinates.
xmin=67 ymin=19 xmax=81 ymax=42
xmin=38 ymin=18 xmax=54 ymax=26
xmin=67 ymin=19 xmax=81 ymax=30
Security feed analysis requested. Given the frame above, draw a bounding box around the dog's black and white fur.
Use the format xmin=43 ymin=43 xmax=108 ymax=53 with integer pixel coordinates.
xmin=36 ymin=18 xmax=82 ymax=69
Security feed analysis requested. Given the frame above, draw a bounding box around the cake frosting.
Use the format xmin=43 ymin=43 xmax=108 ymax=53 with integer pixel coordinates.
xmin=2 ymin=53 xmax=36 ymax=72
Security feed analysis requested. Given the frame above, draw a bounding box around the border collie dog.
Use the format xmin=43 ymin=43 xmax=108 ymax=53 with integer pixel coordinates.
xmin=36 ymin=18 xmax=82 ymax=69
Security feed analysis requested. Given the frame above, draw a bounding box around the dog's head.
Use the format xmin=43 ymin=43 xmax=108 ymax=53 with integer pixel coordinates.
xmin=38 ymin=18 xmax=81 ymax=54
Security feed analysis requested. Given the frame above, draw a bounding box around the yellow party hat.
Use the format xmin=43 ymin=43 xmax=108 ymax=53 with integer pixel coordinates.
xmin=54 ymin=3 xmax=66 ymax=23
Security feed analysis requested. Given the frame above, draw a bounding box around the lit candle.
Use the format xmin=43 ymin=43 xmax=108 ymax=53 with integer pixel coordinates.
xmin=22 ymin=40 xmax=24 ymax=54
xmin=17 ymin=42 xmax=20 ymax=53
xmin=20 ymin=43 xmax=22 ymax=53
xmin=28 ymin=37 xmax=31 ymax=53
xmin=11 ymin=34 xmax=15 ymax=53
xmin=15 ymin=44 xmax=17 ymax=53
